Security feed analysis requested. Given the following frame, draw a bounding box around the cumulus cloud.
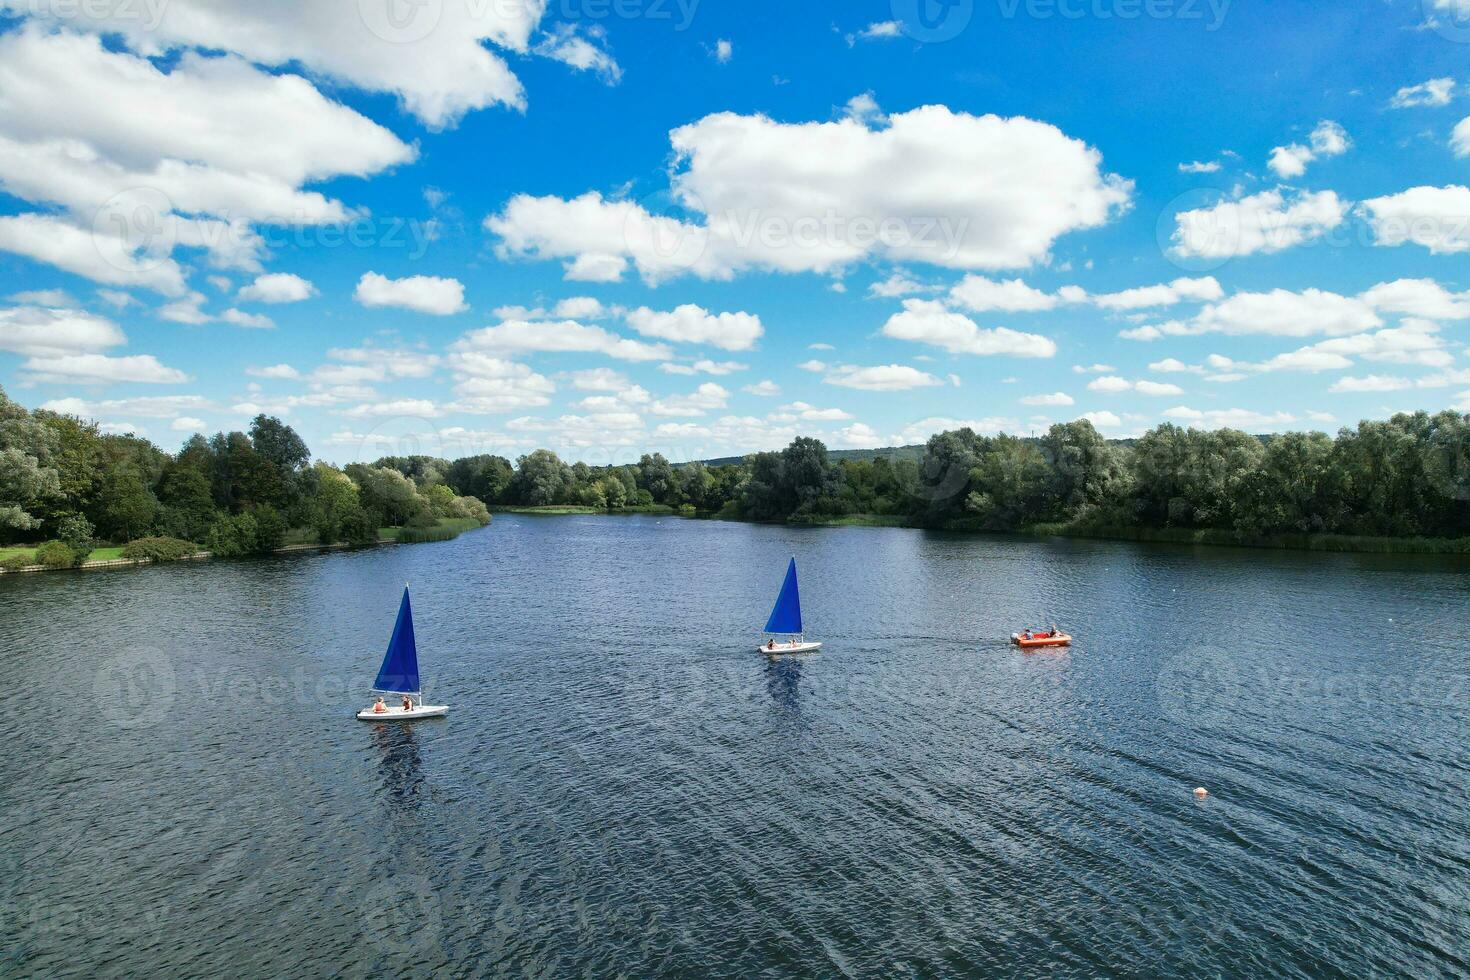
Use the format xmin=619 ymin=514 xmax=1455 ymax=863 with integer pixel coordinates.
xmin=0 ymin=27 xmax=413 ymax=289
xmin=948 ymin=275 xmax=1061 ymax=313
xmin=625 ymin=304 xmax=763 ymax=350
xmin=487 ymin=106 xmax=1131 ymax=283
xmin=743 ymin=380 xmax=781 ymax=396
xmin=354 ymin=272 xmax=467 ymax=315
xmin=238 ymin=273 xmax=316 ymax=303
xmin=532 ymin=24 xmax=621 ymax=85
xmin=453 ymin=319 xmax=671 ymax=362
xmin=880 ymin=299 xmax=1058 ymax=357
xmin=1 ymin=0 xmax=546 ymax=129
xmin=220 ymin=308 xmax=274 ymax=329
xmin=0 ymin=306 xmax=126 ymax=357
xmin=1267 ymin=120 xmax=1350 ymax=178
xmin=21 ymin=353 xmax=188 ymax=385
xmin=823 ymin=364 xmax=943 ymax=391
xmin=1390 ymin=78 xmax=1455 ymax=109
xmin=1091 ymin=277 xmax=1223 ymax=310
xmin=1020 ymin=392 xmax=1074 ymax=406
xmin=713 ymin=39 xmax=733 ymax=63
xmin=445 ymin=353 xmax=556 ymax=414
xmin=247 ymin=364 xmax=301 ymax=380
xmin=1164 ymin=406 xmax=1298 ymax=429
xmin=649 ymin=382 xmax=729 ymax=417
xmin=1360 ymin=185 xmax=1470 ymax=254
xmin=1171 ymin=189 xmax=1347 ymax=258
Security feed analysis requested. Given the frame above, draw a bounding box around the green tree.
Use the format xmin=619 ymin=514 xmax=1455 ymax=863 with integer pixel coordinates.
xmin=94 ymin=462 xmax=157 ymax=542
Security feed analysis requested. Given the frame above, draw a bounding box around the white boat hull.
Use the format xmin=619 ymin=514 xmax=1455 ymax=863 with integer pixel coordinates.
xmin=758 ymin=641 xmax=822 ymax=655
xmin=356 ymin=704 xmax=449 ymax=721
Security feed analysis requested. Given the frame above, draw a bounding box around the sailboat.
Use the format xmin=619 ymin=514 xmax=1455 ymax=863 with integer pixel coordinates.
xmin=757 ymin=557 xmax=821 ymax=654
xmin=356 ymin=586 xmax=449 ymax=721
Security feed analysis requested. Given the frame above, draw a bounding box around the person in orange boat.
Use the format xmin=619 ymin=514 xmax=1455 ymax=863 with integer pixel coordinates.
xmin=372 ymin=697 xmax=387 ymax=714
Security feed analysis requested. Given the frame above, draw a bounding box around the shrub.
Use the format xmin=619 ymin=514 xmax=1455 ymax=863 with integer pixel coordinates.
xmin=1 ymin=553 xmax=36 ymax=571
xmin=205 ymin=513 xmax=256 ymax=558
xmin=34 ymin=540 xmax=78 ymax=569
xmin=677 ymin=504 xmax=697 ymax=517
xmin=121 ymin=536 xmax=200 ymax=562
xmin=251 ymin=505 xmax=288 ymax=552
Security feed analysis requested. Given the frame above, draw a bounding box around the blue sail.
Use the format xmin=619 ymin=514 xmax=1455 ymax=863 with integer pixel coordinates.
xmin=763 ymin=558 xmax=804 ymax=634
xmin=372 ymin=587 xmax=421 ymax=694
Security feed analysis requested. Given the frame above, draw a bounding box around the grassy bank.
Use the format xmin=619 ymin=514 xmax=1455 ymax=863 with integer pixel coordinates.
xmin=1022 ymin=522 xmax=1470 ymax=555
xmin=0 ymin=545 xmax=127 ymax=564
xmin=788 ymin=513 xmax=913 ymax=529
xmin=493 ymin=504 xmax=678 ymax=517
xmin=379 ymin=517 xmax=483 ymax=544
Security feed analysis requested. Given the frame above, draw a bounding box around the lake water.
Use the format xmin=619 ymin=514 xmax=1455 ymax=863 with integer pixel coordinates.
xmin=3 ymin=515 xmax=1469 ymax=977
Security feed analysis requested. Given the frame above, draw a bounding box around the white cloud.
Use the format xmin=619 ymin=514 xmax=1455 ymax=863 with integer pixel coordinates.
xmin=869 ymin=272 xmax=935 ymax=298
xmin=1331 ymin=375 xmax=1414 ymax=393
xmin=625 ymin=304 xmax=763 ymax=351
xmin=21 ymin=353 xmax=188 ymax=384
xmin=798 ymin=359 xmax=828 ymax=372
xmin=445 ymin=353 xmax=556 ymax=414
xmin=714 ymin=39 xmax=733 ymax=63
xmin=344 ymin=399 xmax=440 ymax=419
xmin=1091 ymin=277 xmax=1223 ymax=310
xmin=775 ymin=401 xmax=853 ymax=422
xmin=658 ymin=359 xmax=748 ymax=376
xmin=0 ymin=27 xmax=414 ymax=288
xmin=532 ymin=24 xmax=621 ymax=85
xmin=1134 ymin=380 xmax=1185 ymax=396
xmin=247 ymin=364 xmax=301 ymax=380
xmin=170 ymin=416 xmax=205 ymax=432
xmin=238 ymin=273 xmax=316 ymax=304
xmin=833 ymin=422 xmax=886 ymax=448
xmin=1190 ymin=289 xmax=1380 ymax=338
xmin=0 ymin=213 xmax=187 ymax=294
xmin=1020 ymin=392 xmax=1074 ymax=406
xmin=843 ymin=92 xmax=887 ymax=126
xmin=1390 ymin=78 xmax=1455 ymax=108
xmin=881 ymin=299 xmax=1058 ymax=357
xmin=0 ymin=306 xmax=125 ymax=356
xmin=487 ymin=106 xmax=1131 ymax=282
xmin=567 ymin=368 xmax=632 ymax=392
xmin=1360 ymin=185 xmax=1470 ymax=254
xmin=7 ymin=288 xmax=74 ymax=306
xmin=4 ymin=0 xmax=545 ymax=129
xmin=743 ymin=380 xmax=781 ymax=396
xmin=824 ymin=364 xmax=943 ymax=391
xmin=40 ymin=394 xmax=215 ymax=419
xmin=1087 ymin=375 xmax=1133 ymax=394
xmin=453 ymin=319 xmax=671 ymax=362
xmin=221 ymin=308 xmax=274 ymax=329
xmin=649 ymin=382 xmax=729 ymax=417
xmin=96 ymin=289 xmax=137 ymax=309
xmin=1163 ymin=406 xmax=1297 ymax=429
xmin=850 ymin=21 xmax=902 ymax=42
xmin=1359 ymin=278 xmax=1470 ymax=319
xmin=1267 ymin=120 xmax=1350 ymax=178
xmin=1179 ymin=160 xmax=1222 ymax=173
xmin=354 ymin=272 xmax=467 ymax=315
xmin=1080 ymin=410 xmax=1122 ymax=428
xmin=1172 ymin=189 xmax=1347 ymax=258
xmin=1072 ymin=363 xmax=1116 ymax=374
xmin=157 ymin=292 xmax=212 ymax=324
xmin=326 ymin=346 xmax=441 ymax=378
xmin=948 ymin=275 xmax=1060 ymax=313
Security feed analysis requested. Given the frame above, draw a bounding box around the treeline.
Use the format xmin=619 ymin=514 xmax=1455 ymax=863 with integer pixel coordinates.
xmin=437 ymin=411 xmax=1470 ymax=540
xmin=0 ymin=385 xmax=489 ymax=565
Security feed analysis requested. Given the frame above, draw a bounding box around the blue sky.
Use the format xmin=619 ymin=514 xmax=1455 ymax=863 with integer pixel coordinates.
xmin=1 ymin=0 xmax=1469 ymax=465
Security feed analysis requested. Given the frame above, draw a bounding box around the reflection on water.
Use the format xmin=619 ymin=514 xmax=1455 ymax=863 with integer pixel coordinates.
xmin=2 ymin=516 xmax=1469 ymax=977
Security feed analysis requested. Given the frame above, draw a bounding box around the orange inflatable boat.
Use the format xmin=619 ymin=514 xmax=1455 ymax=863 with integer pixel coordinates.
xmin=1011 ymin=631 xmax=1072 ymax=649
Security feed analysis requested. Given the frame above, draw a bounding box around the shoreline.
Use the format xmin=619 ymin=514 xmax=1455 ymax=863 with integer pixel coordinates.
xmin=0 ymin=519 xmax=487 ymax=577
xmin=496 ymin=506 xmax=1470 ymax=556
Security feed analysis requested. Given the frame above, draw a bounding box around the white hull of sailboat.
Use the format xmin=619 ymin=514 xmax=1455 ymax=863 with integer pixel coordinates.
xmin=356 ymin=705 xmax=449 ymax=721
xmin=759 ymin=641 xmax=822 ymax=655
